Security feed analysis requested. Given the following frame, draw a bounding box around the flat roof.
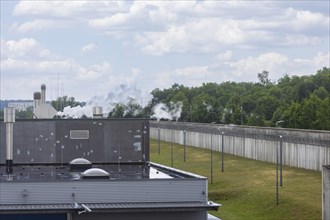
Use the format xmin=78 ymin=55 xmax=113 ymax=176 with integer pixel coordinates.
xmin=0 ymin=162 xmax=200 ymax=182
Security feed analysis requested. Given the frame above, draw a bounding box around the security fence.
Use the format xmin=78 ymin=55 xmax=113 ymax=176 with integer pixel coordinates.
xmin=150 ymin=121 xmax=330 ymax=171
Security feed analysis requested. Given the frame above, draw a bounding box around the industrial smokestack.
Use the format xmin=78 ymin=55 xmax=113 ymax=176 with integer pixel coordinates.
xmin=41 ymin=84 xmax=46 ymax=104
xmin=33 ymin=92 xmax=41 ymax=119
xmin=33 ymin=92 xmax=41 ymax=109
xmin=93 ymin=106 xmax=103 ymax=119
xmin=4 ymin=107 xmax=15 ymax=174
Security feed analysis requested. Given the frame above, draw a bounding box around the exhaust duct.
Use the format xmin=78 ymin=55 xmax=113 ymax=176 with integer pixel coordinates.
xmin=33 ymin=92 xmax=41 ymax=109
xmin=93 ymin=106 xmax=103 ymax=119
xmin=4 ymin=107 xmax=15 ymax=174
xmin=41 ymin=84 xmax=46 ymax=104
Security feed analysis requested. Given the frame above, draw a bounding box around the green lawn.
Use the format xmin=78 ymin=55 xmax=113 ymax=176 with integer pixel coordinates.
xmin=150 ymin=139 xmax=322 ymax=220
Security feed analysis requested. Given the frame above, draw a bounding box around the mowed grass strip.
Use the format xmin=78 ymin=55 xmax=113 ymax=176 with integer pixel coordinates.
xmin=150 ymin=139 xmax=322 ymax=220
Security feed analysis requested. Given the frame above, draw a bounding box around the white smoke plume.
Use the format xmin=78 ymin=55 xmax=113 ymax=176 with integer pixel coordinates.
xmin=204 ymin=102 xmax=213 ymax=112
xmin=57 ymin=84 xmax=151 ymax=118
xmin=57 ymin=83 xmax=183 ymax=120
xmin=151 ymin=102 xmax=182 ymax=121
xmin=57 ymin=105 xmax=93 ymax=119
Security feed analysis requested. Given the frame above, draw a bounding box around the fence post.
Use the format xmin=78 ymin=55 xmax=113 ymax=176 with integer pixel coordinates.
xmin=211 ymin=133 xmax=213 ymax=185
xmin=276 ymin=140 xmax=279 ymax=206
xmin=280 ymin=135 xmax=283 ymax=187
xmin=158 ymin=127 xmax=160 ymax=155
xmin=184 ymin=130 xmax=186 ymax=162
xmin=221 ymin=132 xmax=225 ymax=172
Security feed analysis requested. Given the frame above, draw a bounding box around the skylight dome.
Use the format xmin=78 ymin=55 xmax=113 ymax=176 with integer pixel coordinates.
xmin=81 ymin=168 xmax=110 ymax=179
xmin=70 ymin=158 xmax=92 ymax=165
xmin=69 ymin=158 xmax=92 ymax=171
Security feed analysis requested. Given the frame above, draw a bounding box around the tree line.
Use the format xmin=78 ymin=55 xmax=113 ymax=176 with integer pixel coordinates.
xmin=0 ymin=67 xmax=329 ymax=131
xmin=148 ymin=67 xmax=330 ymax=130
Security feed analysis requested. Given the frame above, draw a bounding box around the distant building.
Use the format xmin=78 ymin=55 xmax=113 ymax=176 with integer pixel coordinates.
xmin=32 ymin=84 xmax=57 ymax=119
xmin=8 ymin=101 xmax=33 ymax=111
xmin=0 ymin=109 xmax=220 ymax=220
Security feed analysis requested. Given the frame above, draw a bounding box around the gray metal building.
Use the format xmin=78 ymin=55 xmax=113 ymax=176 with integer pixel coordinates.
xmin=0 ymin=115 xmax=220 ymax=220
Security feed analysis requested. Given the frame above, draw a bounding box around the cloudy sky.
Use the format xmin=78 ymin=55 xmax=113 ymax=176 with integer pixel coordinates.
xmin=1 ymin=0 xmax=329 ymax=103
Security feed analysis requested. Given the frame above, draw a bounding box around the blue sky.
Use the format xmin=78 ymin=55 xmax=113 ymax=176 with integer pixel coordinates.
xmin=1 ymin=0 xmax=329 ymax=104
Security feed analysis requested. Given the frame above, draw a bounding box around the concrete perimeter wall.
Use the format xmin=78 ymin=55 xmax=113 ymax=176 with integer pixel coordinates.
xmin=150 ymin=121 xmax=330 ymax=171
xmin=323 ymin=165 xmax=330 ymax=220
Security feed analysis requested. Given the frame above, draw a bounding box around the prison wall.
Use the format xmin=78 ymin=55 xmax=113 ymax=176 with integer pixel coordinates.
xmin=150 ymin=121 xmax=330 ymax=171
xmin=323 ymin=165 xmax=330 ymax=220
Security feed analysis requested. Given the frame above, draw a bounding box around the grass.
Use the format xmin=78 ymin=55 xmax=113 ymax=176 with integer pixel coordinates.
xmin=150 ymin=139 xmax=322 ymax=220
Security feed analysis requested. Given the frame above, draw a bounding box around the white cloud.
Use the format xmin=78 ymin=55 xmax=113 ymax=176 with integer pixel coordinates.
xmin=221 ymin=52 xmax=330 ymax=81
xmin=3 ymin=38 xmax=56 ymax=60
xmin=284 ymin=8 xmax=330 ymax=31
xmin=227 ymin=53 xmax=290 ymax=80
xmin=13 ymin=1 xmax=131 ymax=17
xmin=217 ymin=51 xmax=233 ymax=62
xmin=80 ymin=43 xmax=97 ymax=55
xmin=153 ymin=65 xmax=211 ymax=89
xmin=153 ymin=51 xmax=329 ymax=89
xmin=2 ymin=1 xmax=329 ymax=101
xmin=77 ymin=61 xmax=111 ymax=80
xmin=2 ymin=58 xmax=72 ymax=74
xmin=282 ymin=35 xmax=321 ymax=46
xmin=10 ymin=1 xmax=329 ymax=55
xmin=11 ymin=19 xmax=68 ymax=33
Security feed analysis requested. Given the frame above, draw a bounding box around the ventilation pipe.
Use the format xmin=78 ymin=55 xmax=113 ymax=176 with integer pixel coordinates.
xmin=4 ymin=107 xmax=15 ymax=174
xmin=41 ymin=84 xmax=46 ymax=104
xmin=33 ymin=92 xmax=41 ymax=109
xmin=33 ymin=92 xmax=41 ymax=119
xmin=93 ymin=106 xmax=103 ymax=119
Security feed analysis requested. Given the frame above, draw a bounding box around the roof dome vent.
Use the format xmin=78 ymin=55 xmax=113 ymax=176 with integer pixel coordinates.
xmin=69 ymin=158 xmax=92 ymax=171
xmin=81 ymin=168 xmax=110 ymax=179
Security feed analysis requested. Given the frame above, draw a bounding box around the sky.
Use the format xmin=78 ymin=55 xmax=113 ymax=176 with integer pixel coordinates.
xmin=1 ymin=0 xmax=329 ymax=104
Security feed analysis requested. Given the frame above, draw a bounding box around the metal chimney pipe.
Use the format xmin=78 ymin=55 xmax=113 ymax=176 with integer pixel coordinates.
xmin=4 ymin=107 xmax=15 ymax=174
xmin=33 ymin=92 xmax=41 ymax=109
xmin=93 ymin=106 xmax=103 ymax=119
xmin=33 ymin=92 xmax=41 ymax=119
xmin=41 ymin=84 xmax=46 ymax=104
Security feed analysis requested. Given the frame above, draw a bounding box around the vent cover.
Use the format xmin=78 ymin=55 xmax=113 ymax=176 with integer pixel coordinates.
xmin=70 ymin=130 xmax=89 ymax=139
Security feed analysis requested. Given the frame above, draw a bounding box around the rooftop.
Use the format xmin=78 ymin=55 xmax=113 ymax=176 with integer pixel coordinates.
xmin=0 ymin=162 xmax=200 ymax=182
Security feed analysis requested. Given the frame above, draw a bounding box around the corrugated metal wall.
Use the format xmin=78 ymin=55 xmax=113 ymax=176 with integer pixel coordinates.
xmin=0 ymin=179 xmax=207 ymax=204
xmin=150 ymin=122 xmax=330 ymax=171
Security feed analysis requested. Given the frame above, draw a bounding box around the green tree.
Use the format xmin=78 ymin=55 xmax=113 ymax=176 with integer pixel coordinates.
xmin=315 ymin=97 xmax=330 ymax=130
xmin=191 ymin=93 xmax=216 ymax=123
xmin=15 ymin=107 xmax=33 ymax=119
xmin=257 ymin=70 xmax=272 ymax=86
xmin=148 ymin=67 xmax=329 ymax=130
xmin=108 ymin=103 xmax=125 ymax=118
xmin=282 ymin=102 xmax=301 ymax=129
xmin=313 ymin=87 xmax=329 ymax=99
xmin=51 ymin=96 xmax=81 ymax=112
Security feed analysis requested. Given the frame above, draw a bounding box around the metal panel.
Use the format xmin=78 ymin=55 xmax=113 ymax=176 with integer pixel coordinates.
xmin=0 ymin=119 xmax=150 ymax=164
xmin=72 ymin=211 xmax=207 ymax=220
xmin=0 ymin=201 xmax=213 ymax=211
xmin=70 ymin=130 xmax=89 ymax=140
xmin=0 ymin=179 xmax=207 ymax=205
